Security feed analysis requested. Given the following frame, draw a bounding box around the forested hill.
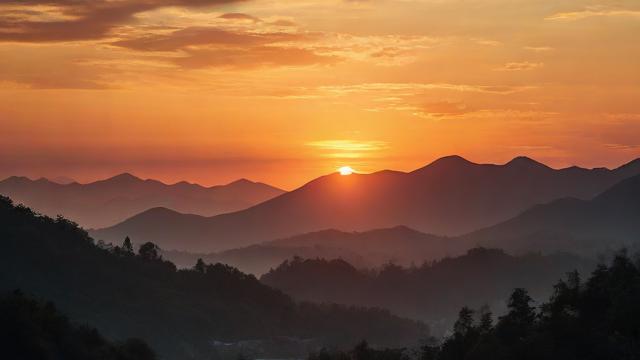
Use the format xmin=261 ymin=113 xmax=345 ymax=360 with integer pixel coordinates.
xmin=0 ymin=196 xmax=426 ymax=360
xmin=261 ymin=248 xmax=594 ymax=334
xmin=0 ymin=291 xmax=156 ymax=360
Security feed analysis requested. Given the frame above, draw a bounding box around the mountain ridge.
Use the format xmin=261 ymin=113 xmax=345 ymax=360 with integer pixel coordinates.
xmin=0 ymin=173 xmax=284 ymax=228
xmin=92 ymin=156 xmax=640 ymax=253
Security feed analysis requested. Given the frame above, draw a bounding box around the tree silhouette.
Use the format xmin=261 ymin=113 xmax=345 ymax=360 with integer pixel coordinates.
xmin=195 ymin=258 xmax=206 ymax=273
xmin=138 ymin=242 xmax=160 ymax=261
xmin=123 ymin=236 xmax=134 ymax=256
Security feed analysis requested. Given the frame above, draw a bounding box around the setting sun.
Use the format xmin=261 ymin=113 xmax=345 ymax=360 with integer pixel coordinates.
xmin=339 ymin=166 xmax=355 ymax=176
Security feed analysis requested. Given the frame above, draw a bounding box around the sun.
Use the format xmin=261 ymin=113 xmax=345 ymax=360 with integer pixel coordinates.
xmin=338 ymin=166 xmax=354 ymax=176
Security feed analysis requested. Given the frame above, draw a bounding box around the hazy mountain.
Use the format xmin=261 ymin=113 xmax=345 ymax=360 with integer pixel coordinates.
xmin=92 ymin=156 xmax=640 ymax=252
xmin=461 ymin=173 xmax=640 ymax=255
xmin=165 ymin=173 xmax=640 ymax=275
xmin=260 ymin=248 xmax=594 ymax=335
xmin=0 ymin=196 xmax=426 ymax=360
xmin=164 ymin=226 xmax=454 ymax=275
xmin=0 ymin=173 xmax=284 ymax=228
xmin=48 ymin=175 xmax=76 ymax=184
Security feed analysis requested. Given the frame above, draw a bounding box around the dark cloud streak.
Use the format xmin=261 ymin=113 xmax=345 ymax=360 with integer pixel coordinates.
xmin=0 ymin=0 xmax=245 ymax=42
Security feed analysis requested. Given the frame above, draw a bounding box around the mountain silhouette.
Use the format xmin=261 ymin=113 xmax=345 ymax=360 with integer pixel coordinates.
xmin=461 ymin=173 xmax=640 ymax=254
xmin=0 ymin=173 xmax=284 ymax=228
xmin=92 ymin=156 xmax=640 ymax=252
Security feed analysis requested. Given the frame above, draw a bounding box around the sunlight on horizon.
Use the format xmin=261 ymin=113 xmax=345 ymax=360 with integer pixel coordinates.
xmin=338 ymin=166 xmax=355 ymax=176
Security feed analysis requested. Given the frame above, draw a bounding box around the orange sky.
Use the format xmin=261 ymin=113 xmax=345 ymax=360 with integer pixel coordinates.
xmin=1 ymin=0 xmax=639 ymax=189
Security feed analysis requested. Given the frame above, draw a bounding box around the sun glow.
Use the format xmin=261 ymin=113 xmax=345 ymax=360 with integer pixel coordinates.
xmin=339 ymin=166 xmax=354 ymax=176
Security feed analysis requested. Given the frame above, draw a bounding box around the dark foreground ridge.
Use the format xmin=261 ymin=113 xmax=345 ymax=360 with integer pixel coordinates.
xmin=308 ymin=250 xmax=640 ymax=360
xmin=0 ymin=291 xmax=156 ymax=360
xmin=0 ymin=196 xmax=425 ymax=360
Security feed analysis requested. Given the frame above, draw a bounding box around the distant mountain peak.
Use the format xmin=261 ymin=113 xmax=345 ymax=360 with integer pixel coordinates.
xmin=412 ymin=155 xmax=475 ymax=173
xmin=505 ymin=156 xmax=550 ymax=170
xmin=432 ymin=155 xmax=473 ymax=165
xmin=0 ymin=175 xmax=31 ymax=184
xmin=228 ymin=178 xmax=255 ymax=186
xmin=107 ymin=172 xmax=142 ymax=182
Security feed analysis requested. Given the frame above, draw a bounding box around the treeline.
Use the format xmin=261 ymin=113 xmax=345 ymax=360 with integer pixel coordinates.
xmin=0 ymin=196 xmax=426 ymax=360
xmin=314 ymin=250 xmax=640 ymax=360
xmin=0 ymin=290 xmax=156 ymax=360
xmin=261 ymin=248 xmax=593 ymax=333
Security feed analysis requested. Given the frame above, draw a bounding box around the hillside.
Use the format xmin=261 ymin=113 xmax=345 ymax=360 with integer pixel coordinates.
xmin=0 ymin=291 xmax=156 ymax=360
xmin=260 ymin=248 xmax=594 ymax=335
xmin=92 ymin=156 xmax=640 ymax=252
xmin=462 ymin=173 xmax=640 ymax=255
xmin=0 ymin=196 xmax=426 ymax=360
xmin=0 ymin=174 xmax=284 ymax=228
xmin=164 ymin=226 xmax=453 ymax=275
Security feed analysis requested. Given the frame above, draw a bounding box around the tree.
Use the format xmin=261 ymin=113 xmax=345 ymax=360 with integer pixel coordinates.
xmin=453 ymin=307 xmax=475 ymax=336
xmin=138 ymin=242 xmax=161 ymax=261
xmin=195 ymin=258 xmax=206 ymax=273
xmin=123 ymin=236 xmax=134 ymax=256
xmin=477 ymin=305 xmax=493 ymax=335
xmin=498 ymin=288 xmax=535 ymax=341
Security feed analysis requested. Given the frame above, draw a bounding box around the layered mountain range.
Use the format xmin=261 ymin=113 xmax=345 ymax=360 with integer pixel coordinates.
xmin=0 ymin=173 xmax=284 ymax=228
xmin=92 ymin=156 xmax=640 ymax=253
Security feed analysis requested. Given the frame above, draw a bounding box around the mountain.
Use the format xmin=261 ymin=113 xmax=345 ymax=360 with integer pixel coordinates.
xmin=260 ymin=248 xmax=594 ymax=335
xmin=92 ymin=156 xmax=640 ymax=252
xmin=48 ymin=175 xmax=76 ymax=184
xmin=163 ymin=226 xmax=454 ymax=275
xmin=461 ymin=173 xmax=640 ymax=255
xmin=0 ymin=174 xmax=284 ymax=228
xmin=0 ymin=196 xmax=426 ymax=359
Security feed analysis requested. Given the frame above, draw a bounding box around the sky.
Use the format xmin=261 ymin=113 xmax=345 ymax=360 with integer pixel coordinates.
xmin=1 ymin=0 xmax=639 ymax=189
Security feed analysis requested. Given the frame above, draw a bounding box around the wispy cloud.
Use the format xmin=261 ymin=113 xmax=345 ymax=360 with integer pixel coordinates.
xmin=494 ymin=61 xmax=544 ymax=71
xmin=306 ymin=140 xmax=389 ymax=158
xmin=546 ymin=8 xmax=640 ymax=21
xmin=523 ymin=46 xmax=554 ymax=52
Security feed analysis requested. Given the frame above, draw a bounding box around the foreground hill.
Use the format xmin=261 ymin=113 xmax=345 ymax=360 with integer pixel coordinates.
xmin=92 ymin=156 xmax=640 ymax=252
xmin=317 ymin=251 xmax=640 ymax=360
xmin=0 ymin=196 xmax=425 ymax=360
xmin=0 ymin=291 xmax=156 ymax=360
xmin=462 ymin=173 xmax=640 ymax=255
xmin=0 ymin=174 xmax=284 ymax=228
xmin=260 ymin=248 xmax=593 ymax=335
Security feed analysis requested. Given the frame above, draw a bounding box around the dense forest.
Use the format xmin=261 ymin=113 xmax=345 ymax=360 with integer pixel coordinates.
xmin=313 ymin=250 xmax=640 ymax=360
xmin=0 ymin=290 xmax=156 ymax=360
xmin=261 ymin=249 xmax=593 ymax=333
xmin=0 ymin=196 xmax=425 ymax=360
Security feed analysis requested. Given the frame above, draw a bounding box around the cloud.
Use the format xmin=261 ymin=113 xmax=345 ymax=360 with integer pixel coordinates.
xmin=113 ymin=27 xmax=307 ymax=51
xmin=111 ymin=25 xmax=335 ymax=69
xmin=174 ymin=46 xmax=339 ymax=69
xmin=316 ymin=82 xmax=534 ymax=96
xmin=419 ymin=101 xmax=472 ymax=118
xmin=523 ymin=46 xmax=554 ymax=52
xmin=495 ymin=61 xmax=544 ymax=71
xmin=604 ymin=143 xmax=640 ymax=150
xmin=218 ymin=13 xmax=261 ymax=22
xmin=306 ymin=140 xmax=389 ymax=158
xmin=270 ymin=19 xmax=297 ymax=27
xmin=0 ymin=0 xmax=244 ymax=42
xmin=546 ymin=8 xmax=640 ymax=21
